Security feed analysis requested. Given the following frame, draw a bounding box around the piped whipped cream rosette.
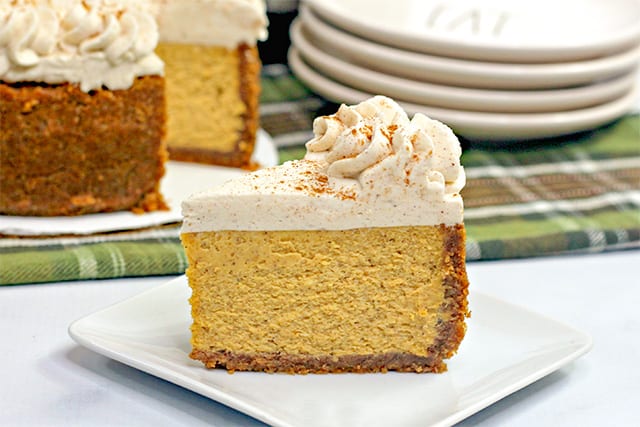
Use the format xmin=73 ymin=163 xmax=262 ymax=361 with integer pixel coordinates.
xmin=182 ymin=96 xmax=466 ymax=232
xmin=0 ymin=0 xmax=163 ymax=91
xmin=305 ymin=95 xmax=465 ymax=201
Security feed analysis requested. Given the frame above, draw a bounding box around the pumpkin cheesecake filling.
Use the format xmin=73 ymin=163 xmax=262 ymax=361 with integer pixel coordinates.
xmin=152 ymin=0 xmax=266 ymax=168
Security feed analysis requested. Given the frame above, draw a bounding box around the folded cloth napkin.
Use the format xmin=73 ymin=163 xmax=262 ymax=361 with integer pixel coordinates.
xmin=1 ymin=66 xmax=638 ymax=285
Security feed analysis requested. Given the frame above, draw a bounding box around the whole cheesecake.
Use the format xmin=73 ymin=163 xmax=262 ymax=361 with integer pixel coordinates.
xmin=0 ymin=0 xmax=167 ymax=216
xmin=181 ymin=96 xmax=470 ymax=373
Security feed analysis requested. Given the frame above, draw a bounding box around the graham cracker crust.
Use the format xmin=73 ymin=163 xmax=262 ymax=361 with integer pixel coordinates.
xmin=190 ymin=349 xmax=446 ymax=374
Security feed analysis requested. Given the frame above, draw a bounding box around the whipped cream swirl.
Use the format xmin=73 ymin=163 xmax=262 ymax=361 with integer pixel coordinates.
xmin=305 ymin=96 xmax=465 ymax=198
xmin=0 ymin=0 xmax=163 ymax=91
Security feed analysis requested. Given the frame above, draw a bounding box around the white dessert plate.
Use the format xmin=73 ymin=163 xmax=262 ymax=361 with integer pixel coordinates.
xmin=289 ymin=48 xmax=639 ymax=140
xmin=0 ymin=130 xmax=278 ymax=236
xmin=292 ymin=19 xmax=638 ymax=113
xmin=305 ymin=0 xmax=640 ymax=63
xmin=69 ymin=275 xmax=592 ymax=427
xmin=300 ymin=7 xmax=640 ymax=90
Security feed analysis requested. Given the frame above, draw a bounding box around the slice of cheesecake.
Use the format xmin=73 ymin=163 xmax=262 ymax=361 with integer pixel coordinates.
xmin=181 ymin=96 xmax=469 ymax=373
xmin=153 ymin=0 xmax=267 ymax=168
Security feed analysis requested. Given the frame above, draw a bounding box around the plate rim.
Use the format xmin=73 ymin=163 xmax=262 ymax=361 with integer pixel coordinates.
xmin=68 ymin=275 xmax=592 ymax=427
xmin=300 ymin=6 xmax=640 ymax=89
xmin=306 ymin=0 xmax=640 ymax=62
xmin=291 ymin=19 xmax=637 ymax=113
xmin=288 ymin=47 xmax=638 ymax=140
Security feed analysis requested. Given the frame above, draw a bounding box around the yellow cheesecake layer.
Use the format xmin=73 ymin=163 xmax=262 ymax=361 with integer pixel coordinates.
xmin=182 ymin=225 xmax=468 ymax=366
xmin=156 ymin=43 xmax=260 ymax=167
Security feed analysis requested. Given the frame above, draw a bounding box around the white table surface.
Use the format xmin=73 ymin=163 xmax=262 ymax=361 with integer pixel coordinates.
xmin=1 ymin=250 xmax=638 ymax=427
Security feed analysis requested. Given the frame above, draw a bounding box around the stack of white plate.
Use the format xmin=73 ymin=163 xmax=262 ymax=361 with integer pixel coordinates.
xmin=289 ymin=0 xmax=640 ymax=140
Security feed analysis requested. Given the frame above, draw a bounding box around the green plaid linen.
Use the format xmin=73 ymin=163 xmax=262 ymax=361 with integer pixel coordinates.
xmin=1 ymin=65 xmax=638 ymax=285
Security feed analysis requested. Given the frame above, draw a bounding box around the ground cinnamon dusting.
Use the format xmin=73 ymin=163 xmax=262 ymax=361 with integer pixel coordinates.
xmin=295 ymin=169 xmax=356 ymax=201
xmin=363 ymin=124 xmax=373 ymax=139
xmin=381 ymin=124 xmax=398 ymax=141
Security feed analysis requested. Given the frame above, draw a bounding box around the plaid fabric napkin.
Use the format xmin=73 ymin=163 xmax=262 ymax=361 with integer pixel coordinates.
xmin=1 ymin=65 xmax=638 ymax=285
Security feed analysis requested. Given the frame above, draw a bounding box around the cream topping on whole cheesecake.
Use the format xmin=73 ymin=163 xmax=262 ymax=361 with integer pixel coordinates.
xmin=182 ymin=96 xmax=466 ymax=232
xmin=153 ymin=0 xmax=267 ymax=48
xmin=0 ymin=0 xmax=163 ymax=91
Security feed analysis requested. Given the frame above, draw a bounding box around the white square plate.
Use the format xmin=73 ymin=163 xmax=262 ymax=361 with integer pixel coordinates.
xmin=69 ymin=276 xmax=592 ymax=427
